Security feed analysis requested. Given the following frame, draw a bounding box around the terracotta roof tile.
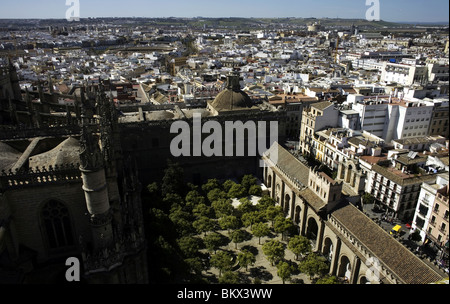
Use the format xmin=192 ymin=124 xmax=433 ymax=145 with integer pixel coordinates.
xmin=331 ymin=203 xmax=445 ymax=284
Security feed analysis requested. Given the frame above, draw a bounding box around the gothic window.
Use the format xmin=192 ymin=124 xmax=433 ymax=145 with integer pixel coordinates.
xmin=41 ymin=200 xmax=74 ymax=249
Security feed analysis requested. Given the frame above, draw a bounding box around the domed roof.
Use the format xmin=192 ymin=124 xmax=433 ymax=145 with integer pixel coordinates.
xmin=209 ymin=74 xmax=254 ymax=112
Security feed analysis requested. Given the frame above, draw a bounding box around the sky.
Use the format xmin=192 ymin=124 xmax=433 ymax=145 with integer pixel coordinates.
xmin=0 ymin=0 xmax=448 ymax=23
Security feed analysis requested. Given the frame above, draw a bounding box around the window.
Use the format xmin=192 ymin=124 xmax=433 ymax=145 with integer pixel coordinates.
xmin=418 ymin=204 xmax=428 ymax=216
xmin=41 ymin=200 xmax=74 ymax=249
xmin=434 ymin=204 xmax=440 ymax=212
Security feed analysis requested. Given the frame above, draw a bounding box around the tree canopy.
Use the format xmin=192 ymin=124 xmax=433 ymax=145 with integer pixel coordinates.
xmin=210 ymin=251 xmax=234 ymax=276
xmin=298 ymin=253 xmax=329 ymax=280
xmin=288 ymin=235 xmax=312 ymax=260
xmin=262 ymin=240 xmax=285 ymax=266
xmin=251 ymin=222 xmax=271 ymax=245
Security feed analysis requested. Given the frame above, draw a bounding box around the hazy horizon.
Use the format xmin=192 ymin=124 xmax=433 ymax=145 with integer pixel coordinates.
xmin=0 ymin=0 xmax=448 ymax=24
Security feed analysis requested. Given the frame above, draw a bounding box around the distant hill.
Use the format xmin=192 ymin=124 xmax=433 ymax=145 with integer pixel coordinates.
xmin=0 ymin=17 xmax=447 ymax=31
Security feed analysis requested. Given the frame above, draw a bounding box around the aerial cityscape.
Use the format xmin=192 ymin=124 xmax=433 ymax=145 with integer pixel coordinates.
xmin=0 ymin=0 xmax=448 ymax=290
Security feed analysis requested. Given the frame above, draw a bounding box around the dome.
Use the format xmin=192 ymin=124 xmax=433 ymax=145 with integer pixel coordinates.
xmin=208 ymin=74 xmax=254 ymax=112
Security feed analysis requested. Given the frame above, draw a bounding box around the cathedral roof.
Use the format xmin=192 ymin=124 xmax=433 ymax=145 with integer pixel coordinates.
xmin=146 ymin=110 xmax=175 ymax=120
xmin=0 ymin=142 xmax=21 ymax=172
xmin=182 ymin=108 xmax=211 ymax=119
xmin=28 ymin=137 xmax=80 ymax=169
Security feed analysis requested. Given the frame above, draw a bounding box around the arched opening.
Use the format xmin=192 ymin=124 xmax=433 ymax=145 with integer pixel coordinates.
xmin=284 ymin=194 xmax=290 ymax=215
xmin=294 ymin=205 xmax=301 ymax=224
xmin=359 ymin=276 xmax=369 ymax=284
xmin=322 ymin=238 xmax=333 ymax=262
xmin=339 ymin=164 xmax=345 ymax=180
xmin=275 ymin=183 xmax=281 ymax=206
xmin=337 ymin=255 xmax=351 ymax=282
xmin=41 ymin=200 xmax=75 ymax=250
xmin=345 ymin=165 xmax=352 ymax=184
xmin=306 ymin=217 xmax=318 ymax=247
xmin=267 ymin=175 xmax=272 ymax=188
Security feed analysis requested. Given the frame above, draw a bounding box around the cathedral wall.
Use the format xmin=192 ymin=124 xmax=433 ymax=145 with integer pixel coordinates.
xmin=5 ymin=182 xmax=89 ymax=262
xmin=119 ymin=116 xmax=284 ymax=186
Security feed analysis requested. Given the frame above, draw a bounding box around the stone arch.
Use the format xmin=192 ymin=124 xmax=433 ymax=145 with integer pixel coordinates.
xmin=339 ymin=163 xmax=345 ymax=180
xmin=322 ymin=237 xmax=334 ymax=261
xmin=345 ymin=165 xmax=353 ymax=183
xmin=337 ymin=255 xmax=352 ymax=281
xmin=284 ymin=193 xmax=291 ymax=214
xmin=275 ymin=183 xmax=281 ymax=205
xmin=294 ymin=205 xmax=301 ymax=224
xmin=306 ymin=217 xmax=318 ymax=242
xmin=359 ymin=276 xmax=369 ymax=284
xmin=39 ymin=199 xmax=76 ymax=251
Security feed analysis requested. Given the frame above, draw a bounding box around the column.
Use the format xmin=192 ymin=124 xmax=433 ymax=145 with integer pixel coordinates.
xmin=350 ymin=256 xmax=362 ymax=284
xmin=330 ymin=237 xmax=342 ymax=276
xmin=272 ymin=172 xmax=277 ymax=201
xmin=300 ymin=203 xmax=308 ymax=236
xmin=290 ymin=194 xmax=296 ymax=220
xmin=316 ymin=219 xmax=325 ymax=253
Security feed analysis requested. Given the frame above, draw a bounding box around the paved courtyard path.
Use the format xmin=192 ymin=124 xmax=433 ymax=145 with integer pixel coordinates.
xmin=201 ymin=227 xmax=313 ymax=285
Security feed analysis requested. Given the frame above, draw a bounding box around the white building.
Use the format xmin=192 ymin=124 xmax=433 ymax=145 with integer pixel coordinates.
xmin=349 ymin=95 xmax=433 ymax=143
xmin=380 ymin=62 xmax=428 ymax=86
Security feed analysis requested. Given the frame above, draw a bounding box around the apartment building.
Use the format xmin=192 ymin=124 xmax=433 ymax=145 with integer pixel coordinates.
xmin=426 ymin=99 xmax=449 ymax=138
xmin=299 ymin=101 xmax=339 ymax=155
xmin=392 ymin=99 xmax=434 ymax=142
xmin=351 ymin=99 xmax=389 ymax=139
xmin=412 ymin=174 xmax=449 ymax=255
xmin=427 ymin=63 xmax=449 ymax=83
xmin=367 ymin=161 xmax=436 ymax=221
xmin=428 ymin=184 xmax=449 ymax=269
xmin=381 ymin=61 xmax=429 ymax=86
xmin=350 ymin=96 xmax=434 ymax=143
xmin=268 ymin=93 xmax=318 ymax=139
xmin=392 ymin=135 xmax=447 ymax=151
